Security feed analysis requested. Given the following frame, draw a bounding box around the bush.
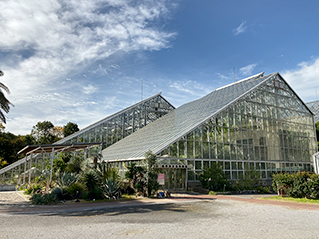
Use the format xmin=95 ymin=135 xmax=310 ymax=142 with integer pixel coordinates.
xmin=272 ymin=172 xmax=319 ymax=199
xmin=24 ymin=184 xmax=42 ymax=195
xmin=208 ymin=191 xmax=216 ymax=195
xmin=51 ymin=187 xmax=63 ymax=198
xmin=197 ymin=164 xmax=229 ymax=191
xmin=83 ymin=170 xmax=100 ymax=190
xmin=68 ymin=182 xmax=85 ymax=196
xmin=256 ymin=186 xmax=272 ymax=194
xmin=31 ymin=193 xmax=57 ymax=205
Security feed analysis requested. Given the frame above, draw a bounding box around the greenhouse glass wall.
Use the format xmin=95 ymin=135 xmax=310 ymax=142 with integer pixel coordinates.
xmin=102 ymin=73 xmax=317 ymax=187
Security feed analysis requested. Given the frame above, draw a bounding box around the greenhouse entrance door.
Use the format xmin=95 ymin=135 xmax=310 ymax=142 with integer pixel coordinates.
xmin=159 ymin=168 xmax=186 ymax=191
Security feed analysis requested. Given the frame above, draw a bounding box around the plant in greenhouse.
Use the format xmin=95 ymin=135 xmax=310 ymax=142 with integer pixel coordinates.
xmin=96 ymin=162 xmax=120 ymax=182
xmin=125 ymin=162 xmax=145 ymax=191
xmin=197 ymin=163 xmax=228 ymax=191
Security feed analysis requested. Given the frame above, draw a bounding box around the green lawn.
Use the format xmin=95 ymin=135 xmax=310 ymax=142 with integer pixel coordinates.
xmin=262 ymin=196 xmax=319 ymax=204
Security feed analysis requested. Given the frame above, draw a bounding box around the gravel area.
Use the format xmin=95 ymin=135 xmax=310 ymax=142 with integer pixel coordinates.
xmin=0 ymin=191 xmax=29 ymax=206
xmin=1 ymin=192 xmax=319 ymax=239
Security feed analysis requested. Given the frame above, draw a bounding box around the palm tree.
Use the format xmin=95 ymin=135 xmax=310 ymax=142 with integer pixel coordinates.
xmin=0 ymin=70 xmax=13 ymax=123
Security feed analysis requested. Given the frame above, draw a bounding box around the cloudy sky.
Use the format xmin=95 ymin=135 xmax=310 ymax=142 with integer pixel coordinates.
xmin=1 ymin=0 xmax=319 ymax=135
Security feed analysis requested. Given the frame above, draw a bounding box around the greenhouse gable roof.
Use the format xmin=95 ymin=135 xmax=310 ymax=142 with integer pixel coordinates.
xmin=102 ymin=72 xmax=280 ymax=161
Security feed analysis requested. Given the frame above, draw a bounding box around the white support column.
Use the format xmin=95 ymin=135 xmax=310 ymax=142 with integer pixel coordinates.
xmin=49 ymin=148 xmax=55 ymax=183
xmin=29 ymin=153 xmax=32 ymax=184
xmin=23 ymin=158 xmax=26 ymax=184
xmin=18 ymin=164 xmax=21 ymax=184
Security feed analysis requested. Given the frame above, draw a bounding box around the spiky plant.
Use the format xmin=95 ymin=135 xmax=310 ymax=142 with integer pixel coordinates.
xmin=56 ymin=172 xmax=79 ymax=187
xmin=102 ymin=179 xmax=121 ymax=199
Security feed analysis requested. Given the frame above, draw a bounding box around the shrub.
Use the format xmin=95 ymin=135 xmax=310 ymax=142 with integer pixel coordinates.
xmin=30 ymin=193 xmax=56 ymax=205
xmin=256 ymin=186 xmax=272 ymax=194
xmin=51 ymin=187 xmax=63 ymax=197
xmin=83 ymin=170 xmax=103 ymax=200
xmin=83 ymin=170 xmax=99 ymax=188
xmin=272 ymin=172 xmax=319 ymax=199
xmin=197 ymin=164 xmax=228 ymax=191
xmin=208 ymin=191 xmax=216 ymax=195
xmin=24 ymin=184 xmax=42 ymax=195
xmin=68 ymin=182 xmax=85 ymax=196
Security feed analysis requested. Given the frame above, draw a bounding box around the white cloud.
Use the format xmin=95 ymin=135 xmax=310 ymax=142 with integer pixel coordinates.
xmin=233 ymin=21 xmax=247 ymax=35
xmin=282 ymin=57 xmax=319 ymax=102
xmin=0 ymin=0 xmax=176 ymax=134
xmin=83 ymin=85 xmax=98 ymax=94
xmin=239 ymin=63 xmax=258 ymax=76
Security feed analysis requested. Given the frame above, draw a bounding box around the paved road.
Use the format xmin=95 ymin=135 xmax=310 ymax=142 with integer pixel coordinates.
xmin=1 ymin=192 xmax=319 ymax=239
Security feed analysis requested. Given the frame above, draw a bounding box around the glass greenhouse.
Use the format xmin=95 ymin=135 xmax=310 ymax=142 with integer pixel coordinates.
xmin=0 ymin=93 xmax=174 ymax=185
xmin=0 ymin=73 xmax=317 ymax=189
xmin=102 ymin=73 xmax=317 ymax=188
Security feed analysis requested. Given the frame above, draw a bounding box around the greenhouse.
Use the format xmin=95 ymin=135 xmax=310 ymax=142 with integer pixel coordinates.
xmin=102 ymin=72 xmax=317 ymax=189
xmin=0 ymin=72 xmax=317 ymax=191
xmin=0 ymin=93 xmax=174 ymax=186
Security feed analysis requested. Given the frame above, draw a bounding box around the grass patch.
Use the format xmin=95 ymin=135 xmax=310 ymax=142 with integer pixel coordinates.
xmin=262 ymin=196 xmax=319 ymax=204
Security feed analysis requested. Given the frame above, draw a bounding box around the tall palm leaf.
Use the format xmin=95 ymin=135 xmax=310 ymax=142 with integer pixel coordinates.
xmin=0 ymin=70 xmax=13 ymax=123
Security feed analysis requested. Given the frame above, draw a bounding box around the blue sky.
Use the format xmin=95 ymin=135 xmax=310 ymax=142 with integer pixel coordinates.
xmin=1 ymin=0 xmax=319 ymax=135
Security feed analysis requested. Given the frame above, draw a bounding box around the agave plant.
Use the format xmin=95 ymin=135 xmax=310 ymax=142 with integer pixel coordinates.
xmin=102 ymin=179 xmax=121 ymax=199
xmin=56 ymin=172 xmax=79 ymax=187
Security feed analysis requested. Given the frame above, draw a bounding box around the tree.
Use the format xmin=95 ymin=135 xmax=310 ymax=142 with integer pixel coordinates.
xmin=31 ymin=121 xmax=57 ymax=144
xmin=197 ymin=163 xmax=228 ymax=191
xmin=0 ymin=70 xmax=13 ymax=124
xmin=144 ymin=150 xmax=159 ymax=197
xmin=0 ymin=131 xmax=31 ymax=164
xmin=51 ymin=126 xmax=64 ymax=139
xmin=63 ymin=122 xmax=79 ymax=137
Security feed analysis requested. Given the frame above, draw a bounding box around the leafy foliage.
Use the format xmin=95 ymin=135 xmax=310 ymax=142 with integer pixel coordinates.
xmin=272 ymin=172 xmax=319 ymax=199
xmin=31 ymin=192 xmax=57 ymax=205
xmin=96 ymin=162 xmax=120 ymax=182
xmin=144 ymin=151 xmax=159 ymax=197
xmin=64 ymin=122 xmax=79 ymax=137
xmin=234 ymin=167 xmax=260 ymax=190
xmin=0 ymin=131 xmax=31 ymax=164
xmin=125 ymin=162 xmax=145 ymax=194
xmin=68 ymin=182 xmax=85 ymax=196
xmin=31 ymin=121 xmax=60 ymax=144
xmin=0 ymin=156 xmax=8 ymax=169
xmin=197 ymin=163 xmax=228 ymax=191
xmin=0 ymin=70 xmax=13 ymax=124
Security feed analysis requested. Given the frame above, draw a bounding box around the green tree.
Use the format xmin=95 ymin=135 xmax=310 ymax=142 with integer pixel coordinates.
xmin=64 ymin=122 xmax=79 ymax=137
xmin=144 ymin=150 xmax=159 ymax=197
xmin=0 ymin=70 xmax=13 ymax=124
xmin=31 ymin=121 xmax=58 ymax=144
xmin=0 ymin=131 xmax=30 ymax=164
xmin=197 ymin=163 xmax=228 ymax=191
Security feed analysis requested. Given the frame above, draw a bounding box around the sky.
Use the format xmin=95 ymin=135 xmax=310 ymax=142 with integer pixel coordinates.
xmin=1 ymin=0 xmax=319 ymax=135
